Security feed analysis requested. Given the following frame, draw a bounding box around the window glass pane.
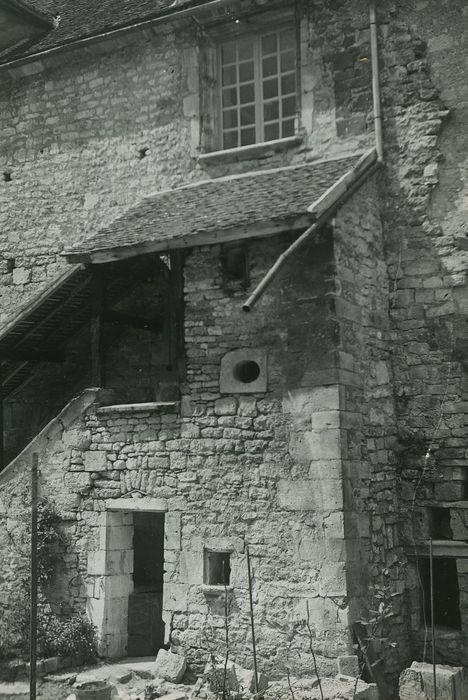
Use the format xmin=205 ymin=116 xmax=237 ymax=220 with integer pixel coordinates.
xmin=282 ymin=118 xmax=295 ymax=137
xmin=264 ymin=123 xmax=279 ymax=141
xmin=262 ymin=55 xmax=278 ymax=78
xmin=280 ymin=29 xmax=295 ymax=51
xmin=221 ymin=41 xmax=237 ymax=65
xmin=223 ymin=131 xmax=239 ymax=149
xmin=281 ymin=73 xmax=295 ymax=96
xmin=263 ymin=78 xmax=279 ymax=100
xmin=264 ymin=100 xmax=279 ymax=122
xmin=280 ymin=51 xmax=295 ymax=72
xmin=241 ymin=127 xmax=256 ymax=146
xmin=238 ymin=36 xmax=254 ymax=60
xmin=261 ymin=33 xmax=277 ymax=56
xmin=239 ymin=83 xmax=255 ymax=104
xmin=240 ymin=105 xmax=256 ymax=126
xmin=223 ymin=87 xmax=238 ymax=108
xmin=223 ymin=109 xmax=238 ymax=129
xmin=222 ymin=64 xmax=237 ymax=86
xmin=282 ymin=95 xmax=296 ymax=118
xmin=239 ymin=61 xmax=254 ymax=82
xmin=219 ymin=27 xmax=296 ymax=150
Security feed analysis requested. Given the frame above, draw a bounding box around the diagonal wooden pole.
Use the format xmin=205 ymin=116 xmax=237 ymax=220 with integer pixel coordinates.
xmin=30 ymin=453 xmax=39 ymax=700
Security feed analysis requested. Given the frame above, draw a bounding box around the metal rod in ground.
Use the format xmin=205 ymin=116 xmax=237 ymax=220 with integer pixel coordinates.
xmin=429 ymin=538 xmax=437 ymax=700
xmin=30 ymin=453 xmax=39 ymax=700
xmin=246 ymin=545 xmax=259 ymax=696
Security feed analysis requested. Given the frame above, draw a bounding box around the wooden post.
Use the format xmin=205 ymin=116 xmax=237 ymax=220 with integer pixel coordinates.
xmin=246 ymin=545 xmax=259 ymax=696
xmin=0 ymin=363 xmax=3 ymax=472
xmin=168 ymin=251 xmax=185 ymax=382
xmin=91 ymin=272 xmax=104 ymax=387
xmin=429 ymin=539 xmax=437 ymax=700
xmin=30 ymin=453 xmax=39 ymax=700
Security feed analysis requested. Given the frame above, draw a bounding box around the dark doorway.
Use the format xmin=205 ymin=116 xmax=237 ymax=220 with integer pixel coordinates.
xmin=420 ymin=557 xmax=461 ymax=629
xmin=128 ymin=512 xmax=165 ymax=656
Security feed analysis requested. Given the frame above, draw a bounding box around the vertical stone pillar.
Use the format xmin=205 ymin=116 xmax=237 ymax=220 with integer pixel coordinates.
xmin=87 ymin=510 xmax=134 ymax=658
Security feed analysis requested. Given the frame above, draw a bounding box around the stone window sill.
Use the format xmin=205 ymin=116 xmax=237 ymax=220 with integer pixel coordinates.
xmin=406 ymin=539 xmax=468 ymax=558
xmin=96 ymin=401 xmax=179 ymax=416
xmin=200 ymin=584 xmax=234 ymax=597
xmin=197 ymin=135 xmax=303 ymax=164
xmin=414 ymin=626 xmax=462 ymax=638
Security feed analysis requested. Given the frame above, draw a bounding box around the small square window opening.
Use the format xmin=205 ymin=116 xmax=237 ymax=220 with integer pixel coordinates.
xmin=429 ymin=507 xmax=453 ymax=540
xmin=204 ymin=550 xmax=231 ymax=586
xmin=219 ymin=27 xmax=297 ymax=150
xmin=221 ymin=243 xmax=249 ymax=290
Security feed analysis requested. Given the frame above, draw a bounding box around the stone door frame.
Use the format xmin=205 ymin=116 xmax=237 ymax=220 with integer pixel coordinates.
xmin=86 ymin=497 xmax=168 ymax=658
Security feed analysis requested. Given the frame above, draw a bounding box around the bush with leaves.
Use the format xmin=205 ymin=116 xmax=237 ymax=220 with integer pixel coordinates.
xmin=0 ymin=498 xmax=97 ymax=662
xmin=36 ymin=500 xmax=65 ymax=586
xmin=38 ymin=612 xmax=97 ymax=661
xmin=0 ymin=579 xmax=30 ymax=659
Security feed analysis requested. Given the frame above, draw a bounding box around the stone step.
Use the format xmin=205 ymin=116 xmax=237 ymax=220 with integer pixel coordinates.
xmin=0 ymin=682 xmax=29 ymax=699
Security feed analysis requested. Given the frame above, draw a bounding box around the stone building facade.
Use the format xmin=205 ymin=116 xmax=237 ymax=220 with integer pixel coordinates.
xmin=0 ymin=0 xmax=467 ymax=690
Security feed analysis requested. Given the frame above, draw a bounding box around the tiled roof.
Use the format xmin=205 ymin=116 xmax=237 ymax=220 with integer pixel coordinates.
xmin=64 ymin=155 xmax=361 ymax=263
xmin=0 ymin=0 xmax=208 ymax=64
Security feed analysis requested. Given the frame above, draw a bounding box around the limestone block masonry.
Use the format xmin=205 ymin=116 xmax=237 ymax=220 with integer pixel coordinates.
xmin=0 ymin=211 xmax=381 ymax=679
xmin=2 ymin=0 xmax=468 ymax=688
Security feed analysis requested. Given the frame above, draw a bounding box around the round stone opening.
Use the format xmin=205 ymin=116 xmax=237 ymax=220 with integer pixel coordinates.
xmin=233 ymin=360 xmax=260 ymax=384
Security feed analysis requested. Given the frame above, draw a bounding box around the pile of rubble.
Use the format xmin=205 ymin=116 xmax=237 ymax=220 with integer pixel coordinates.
xmin=56 ymin=650 xmax=378 ymax=700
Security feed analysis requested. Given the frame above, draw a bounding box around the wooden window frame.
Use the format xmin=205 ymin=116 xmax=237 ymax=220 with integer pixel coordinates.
xmin=217 ymin=25 xmax=298 ymax=150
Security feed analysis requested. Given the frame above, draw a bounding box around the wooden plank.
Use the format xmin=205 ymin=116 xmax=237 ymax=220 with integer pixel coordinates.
xmin=169 ymin=250 xmax=185 ymax=381
xmin=63 ymin=215 xmax=316 ymax=265
xmin=0 ymin=364 xmax=3 ymax=471
xmin=0 ymin=265 xmax=84 ymax=344
xmin=103 ymin=310 xmax=163 ymax=333
xmin=1 ymin=275 xmax=91 ymax=355
xmin=1 ymin=360 xmax=35 ymax=394
xmin=1 ymin=350 xmax=65 ymax=362
xmin=90 ymin=272 xmax=104 ymax=387
xmin=406 ymin=540 xmax=468 ymax=559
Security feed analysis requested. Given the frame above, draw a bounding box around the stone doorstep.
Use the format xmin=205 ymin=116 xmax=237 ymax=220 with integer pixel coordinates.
xmin=0 ymin=682 xmax=29 ymax=697
xmin=25 ymin=653 xmax=86 ymax=678
xmin=73 ymin=657 xmax=164 ymax=685
xmin=66 ymin=690 xmax=186 ymax=700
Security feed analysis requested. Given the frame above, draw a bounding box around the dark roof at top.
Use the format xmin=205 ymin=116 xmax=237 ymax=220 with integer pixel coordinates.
xmin=0 ymin=0 xmax=215 ymax=64
xmin=64 ymin=155 xmax=361 ymax=263
xmin=1 ymin=0 xmax=53 ymax=25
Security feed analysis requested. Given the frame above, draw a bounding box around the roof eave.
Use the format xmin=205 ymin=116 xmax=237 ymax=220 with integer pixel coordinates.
xmin=63 ymin=214 xmax=317 ymax=265
xmin=0 ymin=0 xmax=239 ymax=71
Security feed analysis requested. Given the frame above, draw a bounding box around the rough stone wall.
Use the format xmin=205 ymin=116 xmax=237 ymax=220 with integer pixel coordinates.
xmin=332 ymin=180 xmax=410 ymax=678
xmin=4 ymin=0 xmax=468 ymax=680
xmin=376 ymin=0 xmax=468 ymax=668
xmin=0 ymin=26 xmax=196 ymax=326
xmin=0 ymin=0 xmax=372 ymax=328
xmin=0 ymin=217 xmax=374 ymax=675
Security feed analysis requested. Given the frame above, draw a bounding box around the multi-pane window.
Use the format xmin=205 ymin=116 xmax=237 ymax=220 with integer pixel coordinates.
xmin=220 ymin=28 xmax=297 ymax=150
